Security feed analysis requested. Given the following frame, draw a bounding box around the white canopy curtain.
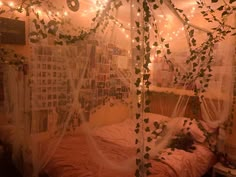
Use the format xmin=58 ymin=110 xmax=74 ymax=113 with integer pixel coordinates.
xmin=0 ymin=0 xmax=235 ymax=177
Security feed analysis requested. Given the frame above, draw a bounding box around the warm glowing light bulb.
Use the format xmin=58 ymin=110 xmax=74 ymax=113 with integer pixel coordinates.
xmin=137 ymin=12 xmax=140 ymax=16
xmin=126 ymin=34 xmax=129 ymax=38
xmin=9 ymin=1 xmax=14 ymax=7
xmin=0 ymin=1 xmax=3 ymax=6
xmin=122 ymin=28 xmax=125 ymax=32
xmin=37 ymin=10 xmax=41 ymax=15
xmin=64 ymin=11 xmax=68 ymax=16
xmin=132 ymin=4 xmax=135 ymax=7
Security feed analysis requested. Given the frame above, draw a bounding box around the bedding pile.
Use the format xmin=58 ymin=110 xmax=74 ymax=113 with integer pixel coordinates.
xmin=43 ymin=114 xmax=217 ymax=177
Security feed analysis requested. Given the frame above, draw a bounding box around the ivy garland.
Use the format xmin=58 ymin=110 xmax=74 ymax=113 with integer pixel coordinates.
xmin=0 ymin=0 xmax=236 ymax=176
xmin=0 ymin=48 xmax=27 ymax=73
xmin=133 ymin=0 xmax=235 ymax=176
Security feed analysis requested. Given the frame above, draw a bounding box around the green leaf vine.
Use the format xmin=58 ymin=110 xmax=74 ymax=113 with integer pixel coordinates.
xmin=0 ymin=48 xmax=26 ymax=71
xmin=133 ymin=0 xmax=235 ymax=176
xmin=0 ymin=0 xmax=236 ymax=176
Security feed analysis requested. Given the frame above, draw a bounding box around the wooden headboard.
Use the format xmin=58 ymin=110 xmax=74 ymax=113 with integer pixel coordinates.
xmin=149 ymin=91 xmax=202 ymax=119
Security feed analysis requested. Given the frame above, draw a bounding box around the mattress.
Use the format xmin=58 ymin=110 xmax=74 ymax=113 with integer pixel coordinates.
xmin=42 ymin=113 xmax=217 ymax=177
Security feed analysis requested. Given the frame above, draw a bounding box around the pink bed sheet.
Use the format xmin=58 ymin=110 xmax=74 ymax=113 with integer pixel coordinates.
xmin=43 ymin=134 xmax=216 ymax=177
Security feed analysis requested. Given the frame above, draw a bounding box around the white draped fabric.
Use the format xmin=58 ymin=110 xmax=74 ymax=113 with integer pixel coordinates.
xmin=0 ymin=0 xmax=235 ymax=177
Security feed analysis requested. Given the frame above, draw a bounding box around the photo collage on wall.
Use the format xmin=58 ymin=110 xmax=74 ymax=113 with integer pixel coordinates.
xmin=80 ymin=41 xmax=132 ymax=114
xmin=28 ymin=41 xmax=132 ymax=133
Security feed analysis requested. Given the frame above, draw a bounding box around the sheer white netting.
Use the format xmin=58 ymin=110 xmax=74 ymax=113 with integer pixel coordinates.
xmin=0 ymin=0 xmax=235 ymax=177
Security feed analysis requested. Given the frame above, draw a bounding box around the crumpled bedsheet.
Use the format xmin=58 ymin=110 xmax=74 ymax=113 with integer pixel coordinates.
xmin=43 ymin=135 xmax=178 ymax=177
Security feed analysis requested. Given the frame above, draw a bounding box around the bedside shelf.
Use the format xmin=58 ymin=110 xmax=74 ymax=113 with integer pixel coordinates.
xmin=212 ymin=162 xmax=236 ymax=177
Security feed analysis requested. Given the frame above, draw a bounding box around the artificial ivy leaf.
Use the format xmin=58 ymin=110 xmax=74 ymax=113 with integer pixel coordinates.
xmin=146 ymin=146 xmax=151 ymax=152
xmin=189 ymin=29 xmax=194 ymax=37
xmin=145 ymin=81 xmax=152 ymax=87
xmin=231 ymin=33 xmax=236 ymax=36
xmin=144 ymin=118 xmax=149 ymax=123
xmin=183 ymin=119 xmax=188 ymax=126
xmin=135 ymin=169 xmax=140 ymax=177
xmin=137 ymin=103 xmax=141 ymax=108
xmin=153 ymin=4 xmax=159 ymax=9
xmin=135 ymin=37 xmax=140 ymax=42
xmin=167 ymin=49 xmax=171 ymax=54
xmin=135 ymin=67 xmax=141 ymax=74
xmin=145 ymin=99 xmax=151 ymax=105
xmin=144 ymin=153 xmax=150 ymax=159
xmin=135 ymin=78 xmax=141 ymax=87
xmin=165 ymin=44 xmax=169 ymax=48
xmin=222 ymin=11 xmax=228 ymax=17
xmin=143 ymin=74 xmax=150 ymax=80
xmin=191 ymin=38 xmax=196 ymax=46
xmin=135 ymin=21 xmax=140 ymax=28
xmin=156 ymin=50 xmax=161 ymax=55
xmin=135 ymin=124 xmax=140 ymax=129
xmin=176 ymin=8 xmax=183 ymax=13
xmin=144 ymin=36 xmax=149 ymax=42
xmin=135 ymin=139 xmax=139 ymax=144
xmin=147 ymin=137 xmax=152 ymax=142
xmin=146 ymin=170 xmax=151 ymax=176
xmin=137 ymin=148 xmax=141 ymax=153
xmin=136 ymin=90 xmax=142 ymax=95
xmin=145 ymin=163 xmax=152 ymax=168
xmin=144 ymin=107 xmax=150 ymax=113
xmin=153 ymin=41 xmax=158 ymax=46
xmin=217 ymin=5 xmax=224 ymax=11
xmin=137 ymin=29 xmax=141 ymax=35
xmin=136 ymin=158 xmax=141 ymax=165
xmin=211 ymin=0 xmax=218 ymax=2
xmin=145 ymin=127 xmax=150 ymax=132
xmin=193 ymin=63 xmax=198 ymax=67
xmin=136 ymin=113 xmax=141 ymax=119
xmin=161 ymin=37 xmax=165 ymax=42
xmin=135 ymin=128 xmax=139 ymax=134
xmin=136 ymin=45 xmax=141 ymax=50
xmin=229 ymin=0 xmax=235 ymax=3
xmin=153 ymin=121 xmax=159 ymax=128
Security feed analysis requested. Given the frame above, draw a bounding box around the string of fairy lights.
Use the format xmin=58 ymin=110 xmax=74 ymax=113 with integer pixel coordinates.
xmin=0 ymin=0 xmax=199 ymax=51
